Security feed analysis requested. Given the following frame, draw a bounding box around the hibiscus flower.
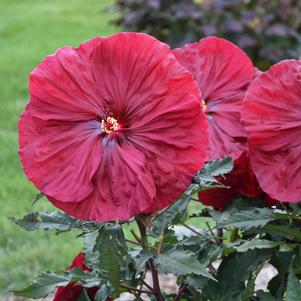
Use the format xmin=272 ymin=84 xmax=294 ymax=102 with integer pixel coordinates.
xmin=19 ymin=33 xmax=208 ymax=222
xmin=242 ymin=59 xmax=301 ymax=203
xmin=53 ymin=253 xmax=105 ymax=301
xmin=173 ymin=37 xmax=255 ymax=161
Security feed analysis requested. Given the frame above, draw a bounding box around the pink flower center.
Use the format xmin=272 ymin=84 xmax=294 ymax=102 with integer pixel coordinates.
xmin=101 ymin=116 xmax=120 ymax=134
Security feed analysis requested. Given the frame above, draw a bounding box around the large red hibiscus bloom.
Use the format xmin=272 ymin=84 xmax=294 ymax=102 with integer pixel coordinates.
xmin=173 ymin=37 xmax=255 ymax=161
xmin=242 ymin=59 xmax=301 ymax=203
xmin=19 ymin=33 xmax=208 ymax=222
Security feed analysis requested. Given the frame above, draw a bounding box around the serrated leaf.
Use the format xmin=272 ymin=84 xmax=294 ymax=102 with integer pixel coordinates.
xmin=12 ymin=271 xmax=71 ymax=298
xmin=9 ymin=211 xmax=79 ymax=232
xmin=68 ymin=268 xmax=99 ymax=287
xmin=133 ymin=249 xmax=153 ymax=274
xmin=94 ymin=225 xmax=126 ymax=290
xmin=220 ymin=207 xmax=274 ymax=230
xmin=197 ymin=157 xmax=233 ymax=183
xmin=10 ymin=211 xmax=103 ymax=234
xmin=233 ymin=239 xmax=280 ymax=252
xmin=286 ymin=268 xmax=301 ymax=301
xmin=154 ymin=249 xmax=215 ymax=280
xmin=83 ymin=232 xmax=99 ymax=269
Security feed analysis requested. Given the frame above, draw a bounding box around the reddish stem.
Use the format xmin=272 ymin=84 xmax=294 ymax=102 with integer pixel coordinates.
xmin=135 ymin=216 xmax=165 ymax=301
xmin=173 ymin=285 xmax=186 ymax=301
xmin=119 ymin=283 xmax=152 ymax=294
xmin=147 ymin=258 xmax=165 ymax=301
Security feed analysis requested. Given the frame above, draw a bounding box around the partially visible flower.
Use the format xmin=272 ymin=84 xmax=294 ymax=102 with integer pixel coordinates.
xmin=198 ymin=153 xmax=262 ymax=210
xmin=19 ymin=33 xmax=208 ymax=222
xmin=242 ymin=59 xmax=301 ymax=203
xmin=53 ymin=253 xmax=99 ymax=301
xmin=173 ymin=37 xmax=255 ymax=161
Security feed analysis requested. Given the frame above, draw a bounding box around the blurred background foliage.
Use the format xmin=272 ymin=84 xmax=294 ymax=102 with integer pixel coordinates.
xmin=111 ymin=0 xmax=301 ymax=70
xmin=0 ymin=0 xmax=118 ymax=297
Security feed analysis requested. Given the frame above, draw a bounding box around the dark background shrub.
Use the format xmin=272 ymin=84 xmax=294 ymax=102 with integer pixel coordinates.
xmin=110 ymin=0 xmax=301 ymax=69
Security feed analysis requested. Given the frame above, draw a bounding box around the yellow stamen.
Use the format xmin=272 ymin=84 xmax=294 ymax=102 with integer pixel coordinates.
xmin=202 ymin=100 xmax=207 ymax=111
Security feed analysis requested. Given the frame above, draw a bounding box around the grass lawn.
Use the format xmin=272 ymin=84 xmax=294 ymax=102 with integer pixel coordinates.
xmin=0 ymin=0 xmax=118 ymax=296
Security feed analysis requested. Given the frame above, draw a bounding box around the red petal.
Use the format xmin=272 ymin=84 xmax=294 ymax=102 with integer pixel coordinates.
xmin=174 ymin=37 xmax=254 ymax=160
xmin=242 ymin=60 xmax=301 ymax=202
xmin=18 ymin=106 xmax=102 ymax=202
xmin=228 ymin=153 xmax=262 ymax=198
xmin=29 ymin=37 xmax=104 ymax=122
xmin=198 ymin=187 xmax=235 ymax=210
xmin=67 ymin=253 xmax=90 ymax=271
xmin=50 ymin=143 xmax=157 ymax=221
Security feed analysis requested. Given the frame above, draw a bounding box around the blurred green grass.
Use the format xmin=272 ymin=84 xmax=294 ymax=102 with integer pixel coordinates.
xmin=0 ymin=0 xmax=118 ymax=296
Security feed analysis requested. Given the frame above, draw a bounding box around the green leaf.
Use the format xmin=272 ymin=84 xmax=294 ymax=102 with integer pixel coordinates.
xmin=9 ymin=211 xmax=79 ymax=232
xmin=220 ymin=207 xmax=274 ymax=230
xmin=197 ymin=157 xmax=233 ymax=182
xmin=185 ymin=276 xmax=209 ymax=292
xmin=10 ymin=211 xmax=104 ymax=234
xmin=12 ymin=271 xmax=71 ymax=298
xmin=154 ymin=249 xmax=215 ymax=280
xmin=133 ymin=249 xmax=153 ymax=274
xmin=286 ymin=268 xmax=301 ymax=301
xmin=94 ymin=225 xmax=126 ymax=290
xmin=268 ymin=252 xmax=292 ymax=298
xmin=83 ymin=232 xmax=99 ymax=269
xmin=31 ymin=192 xmax=44 ymax=206
xmin=264 ymin=224 xmax=301 ymax=241
xmin=256 ymin=291 xmax=278 ymax=301
xmin=77 ymin=289 xmax=91 ymax=301
xmin=240 ymin=276 xmax=256 ymax=301
xmin=233 ymin=239 xmax=280 ymax=252
xmin=203 ymin=250 xmax=271 ymax=301
xmin=94 ymin=286 xmax=110 ymax=301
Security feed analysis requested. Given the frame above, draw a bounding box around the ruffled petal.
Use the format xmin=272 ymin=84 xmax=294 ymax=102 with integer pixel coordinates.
xmin=242 ymin=59 xmax=301 ymax=202
xmin=91 ymin=32 xmax=203 ymax=121
xmin=173 ymin=37 xmax=255 ymax=160
xmin=29 ymin=37 xmax=104 ymax=122
xmin=19 ymin=105 xmax=102 ymax=202
xmin=50 ymin=142 xmax=157 ymax=221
